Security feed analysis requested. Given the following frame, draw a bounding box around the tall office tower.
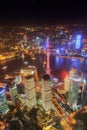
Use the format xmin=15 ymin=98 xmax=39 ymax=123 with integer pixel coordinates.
xmin=68 ymin=75 xmax=81 ymax=110
xmin=15 ymin=73 xmax=22 ymax=85
xmin=64 ymin=75 xmax=70 ymax=93
xmin=75 ymin=35 xmax=82 ymax=49
xmin=24 ymin=68 xmax=36 ymax=109
xmin=69 ymin=67 xmax=77 ymax=77
xmin=41 ymin=74 xmax=52 ymax=111
xmin=66 ymin=67 xmax=77 ymax=94
xmin=34 ymin=68 xmax=41 ymax=93
xmin=0 ymin=87 xmax=9 ymax=115
xmin=10 ymin=83 xmax=18 ymax=104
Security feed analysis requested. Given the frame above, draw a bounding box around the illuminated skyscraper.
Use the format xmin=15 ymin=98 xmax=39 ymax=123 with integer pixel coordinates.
xmin=69 ymin=67 xmax=77 ymax=77
xmin=41 ymin=74 xmax=52 ymax=111
xmin=23 ymin=68 xmax=36 ymax=109
xmin=15 ymin=74 xmax=22 ymax=85
xmin=23 ymin=34 xmax=28 ymax=47
xmin=64 ymin=76 xmax=70 ymax=93
xmin=64 ymin=68 xmax=77 ymax=93
xmin=10 ymin=83 xmax=18 ymax=104
xmin=75 ymin=35 xmax=82 ymax=49
xmin=68 ymin=76 xmax=81 ymax=110
xmin=25 ymin=75 xmax=36 ymax=109
xmin=0 ymin=87 xmax=9 ymax=115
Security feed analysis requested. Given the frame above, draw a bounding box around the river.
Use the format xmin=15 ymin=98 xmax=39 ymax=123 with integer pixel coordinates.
xmin=0 ymin=54 xmax=87 ymax=82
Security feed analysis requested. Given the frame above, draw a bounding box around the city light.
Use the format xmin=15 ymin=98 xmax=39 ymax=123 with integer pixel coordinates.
xmin=75 ymin=35 xmax=82 ymax=49
xmin=70 ymin=75 xmax=81 ymax=82
xmin=0 ymin=88 xmax=5 ymax=95
xmin=61 ymin=70 xmax=68 ymax=79
xmin=20 ymin=69 xmax=24 ymax=74
xmin=0 ymin=24 xmax=87 ymax=130
xmin=45 ymin=37 xmax=49 ymax=49
xmin=56 ymin=49 xmax=60 ymax=54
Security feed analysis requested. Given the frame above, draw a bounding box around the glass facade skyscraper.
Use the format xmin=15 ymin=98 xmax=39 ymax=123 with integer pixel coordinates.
xmin=68 ymin=76 xmax=81 ymax=110
xmin=24 ymin=75 xmax=36 ymax=109
xmin=41 ymin=74 xmax=52 ymax=111
xmin=0 ymin=87 xmax=9 ymax=115
xmin=10 ymin=83 xmax=18 ymax=104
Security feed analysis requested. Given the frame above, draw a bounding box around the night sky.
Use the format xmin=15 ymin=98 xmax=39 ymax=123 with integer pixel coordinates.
xmin=0 ymin=0 xmax=87 ymax=24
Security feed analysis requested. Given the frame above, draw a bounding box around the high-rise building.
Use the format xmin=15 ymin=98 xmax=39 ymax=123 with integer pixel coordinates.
xmin=69 ymin=67 xmax=77 ymax=77
xmin=15 ymin=73 xmax=22 ymax=85
xmin=65 ymin=67 xmax=77 ymax=95
xmin=64 ymin=75 xmax=70 ymax=93
xmin=10 ymin=83 xmax=18 ymax=104
xmin=68 ymin=75 xmax=81 ymax=110
xmin=23 ymin=68 xmax=36 ymax=109
xmin=41 ymin=74 xmax=52 ymax=111
xmin=25 ymin=75 xmax=36 ymax=109
xmin=75 ymin=35 xmax=82 ymax=49
xmin=0 ymin=87 xmax=9 ymax=115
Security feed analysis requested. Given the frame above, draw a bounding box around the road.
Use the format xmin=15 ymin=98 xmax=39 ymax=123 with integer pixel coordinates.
xmin=52 ymin=88 xmax=75 ymax=130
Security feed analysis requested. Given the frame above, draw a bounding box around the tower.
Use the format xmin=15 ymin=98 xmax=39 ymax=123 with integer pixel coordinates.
xmin=68 ymin=75 xmax=81 ymax=110
xmin=46 ymin=37 xmax=51 ymax=75
xmin=23 ymin=34 xmax=28 ymax=48
xmin=41 ymin=74 xmax=52 ymax=111
xmin=64 ymin=75 xmax=70 ymax=93
xmin=15 ymin=73 xmax=22 ymax=85
xmin=0 ymin=87 xmax=9 ymax=115
xmin=75 ymin=35 xmax=82 ymax=49
xmin=23 ymin=68 xmax=36 ymax=109
xmin=10 ymin=83 xmax=18 ymax=105
xmin=69 ymin=67 xmax=77 ymax=77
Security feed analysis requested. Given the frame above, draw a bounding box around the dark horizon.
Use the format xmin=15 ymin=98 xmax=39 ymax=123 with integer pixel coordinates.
xmin=0 ymin=0 xmax=87 ymax=25
xmin=0 ymin=17 xmax=87 ymax=26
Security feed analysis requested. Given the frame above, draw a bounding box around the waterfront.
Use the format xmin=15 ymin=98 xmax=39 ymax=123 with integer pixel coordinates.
xmin=50 ymin=55 xmax=87 ymax=81
xmin=0 ymin=54 xmax=87 ymax=82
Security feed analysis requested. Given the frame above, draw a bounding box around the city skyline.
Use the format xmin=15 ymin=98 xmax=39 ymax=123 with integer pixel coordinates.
xmin=0 ymin=21 xmax=87 ymax=129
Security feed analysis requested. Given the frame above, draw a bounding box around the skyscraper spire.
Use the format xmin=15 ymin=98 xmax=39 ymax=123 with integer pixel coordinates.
xmin=46 ymin=37 xmax=51 ymax=75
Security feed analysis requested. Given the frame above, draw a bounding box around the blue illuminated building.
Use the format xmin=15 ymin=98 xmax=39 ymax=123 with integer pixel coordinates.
xmin=44 ymin=37 xmax=49 ymax=49
xmin=75 ymin=35 xmax=82 ymax=49
xmin=0 ymin=87 xmax=9 ymax=115
xmin=10 ymin=83 xmax=18 ymax=104
xmin=57 ymin=45 xmax=65 ymax=55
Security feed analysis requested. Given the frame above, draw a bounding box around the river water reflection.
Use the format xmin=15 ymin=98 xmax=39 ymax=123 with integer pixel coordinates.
xmin=0 ymin=55 xmax=87 ymax=82
xmin=50 ymin=55 xmax=87 ymax=81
